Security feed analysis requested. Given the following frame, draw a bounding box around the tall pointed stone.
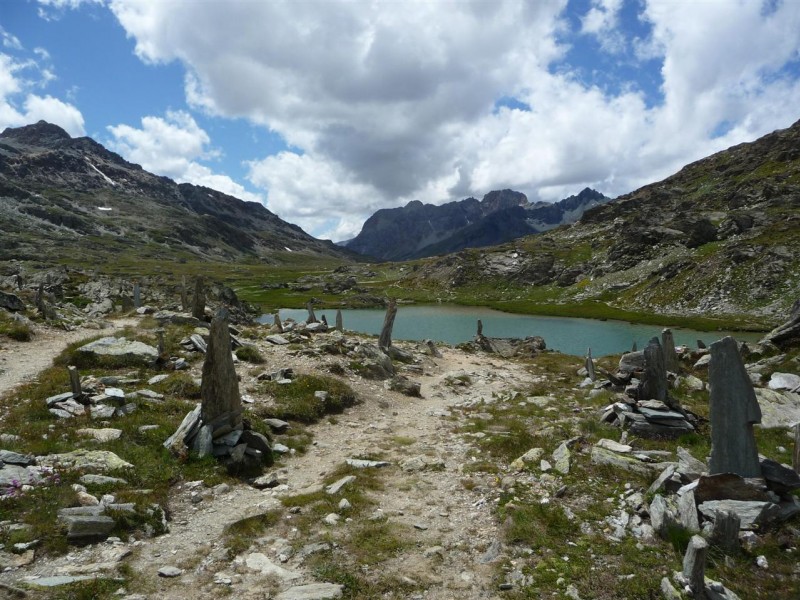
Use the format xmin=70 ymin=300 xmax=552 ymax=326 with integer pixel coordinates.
xmin=180 ymin=276 xmax=189 ymax=311
xmin=682 ymin=535 xmax=708 ymax=598
xmin=133 ymin=281 xmax=141 ymax=309
xmin=662 ymin=328 xmax=679 ymax=373
xmin=335 ymin=309 xmax=343 ymax=332
xmin=192 ymin=277 xmax=206 ymax=321
xmin=306 ymin=301 xmax=318 ymax=324
xmin=274 ymin=313 xmax=284 ymax=333
xmin=585 ymin=347 xmax=596 ymax=382
xmin=379 ymin=299 xmax=397 ymax=351
xmin=200 ymin=310 xmax=242 ymax=432
xmin=708 ymin=336 xmax=762 ymax=478
xmin=639 ymin=337 xmax=667 ymax=402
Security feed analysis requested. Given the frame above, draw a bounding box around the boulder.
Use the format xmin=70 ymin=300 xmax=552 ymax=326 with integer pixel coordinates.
xmin=38 ymin=450 xmax=133 ymax=472
xmin=698 ymin=500 xmax=780 ymax=530
xmin=0 ymin=291 xmax=25 ymax=312
xmin=77 ymin=337 xmax=158 ymax=365
xmin=754 ymin=388 xmax=800 ymax=428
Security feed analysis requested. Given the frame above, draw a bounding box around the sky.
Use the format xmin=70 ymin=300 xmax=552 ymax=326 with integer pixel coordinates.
xmin=1 ymin=0 xmax=799 ymax=242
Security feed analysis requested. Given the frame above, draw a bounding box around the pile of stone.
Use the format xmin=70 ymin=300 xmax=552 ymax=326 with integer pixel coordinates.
xmin=45 ymin=367 xmax=168 ymax=420
xmin=165 ymin=310 xmax=273 ymax=474
xmin=597 ymin=332 xmax=696 ymax=438
xmin=473 ymin=320 xmax=547 ymax=358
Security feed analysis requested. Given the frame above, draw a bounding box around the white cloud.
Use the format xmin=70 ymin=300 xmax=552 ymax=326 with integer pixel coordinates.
xmin=106 ymin=110 xmax=262 ymax=203
xmin=0 ymin=53 xmax=85 ymax=136
xmin=97 ymin=1 xmax=800 ymax=239
xmin=581 ymin=0 xmax=626 ymax=54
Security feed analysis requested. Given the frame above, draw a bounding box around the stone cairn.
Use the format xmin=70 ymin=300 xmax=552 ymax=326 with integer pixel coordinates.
xmin=599 ymin=336 xmax=695 ymax=438
xmin=165 ymin=310 xmax=272 ymax=473
xmin=650 ymin=336 xmax=800 ymax=599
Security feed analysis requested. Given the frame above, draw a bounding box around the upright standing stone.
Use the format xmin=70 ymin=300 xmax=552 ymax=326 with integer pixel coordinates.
xmin=379 ymin=299 xmax=397 ymax=351
xmin=133 ymin=281 xmax=141 ymax=309
xmin=793 ymin=423 xmax=800 ymax=474
xmin=631 ymin=341 xmax=637 ymax=352
xmin=68 ymin=366 xmax=82 ymax=398
xmin=274 ymin=313 xmax=284 ymax=333
xmin=639 ymin=337 xmax=668 ymax=402
xmin=697 ymin=339 xmax=706 ymax=349
xmin=200 ymin=310 xmax=242 ymax=432
xmin=321 ymin=315 xmax=328 ymax=328
xmin=477 ymin=320 xmax=483 ymax=337
xmin=192 ymin=277 xmax=206 ymax=321
xmin=156 ymin=329 xmax=165 ymax=357
xmin=180 ymin=276 xmax=189 ymax=311
xmin=708 ymin=336 xmax=762 ymax=478
xmin=335 ymin=309 xmax=343 ymax=332
xmin=708 ymin=510 xmax=741 ymax=554
xmin=585 ymin=348 xmax=596 ymax=382
xmin=682 ymin=535 xmax=708 ymax=598
xmin=662 ymin=328 xmax=679 ymax=373
xmin=306 ymin=301 xmax=318 ymax=324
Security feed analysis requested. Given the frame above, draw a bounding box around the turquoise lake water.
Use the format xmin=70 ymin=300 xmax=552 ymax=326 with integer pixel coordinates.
xmin=258 ymin=305 xmax=763 ymax=357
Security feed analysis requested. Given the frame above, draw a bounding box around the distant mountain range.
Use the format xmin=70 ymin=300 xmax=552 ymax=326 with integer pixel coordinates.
xmin=0 ymin=121 xmax=353 ymax=265
xmin=344 ymin=187 xmax=610 ymax=261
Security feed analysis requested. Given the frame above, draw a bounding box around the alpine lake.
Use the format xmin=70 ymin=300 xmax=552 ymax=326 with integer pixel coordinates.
xmin=258 ymin=305 xmax=763 ymax=357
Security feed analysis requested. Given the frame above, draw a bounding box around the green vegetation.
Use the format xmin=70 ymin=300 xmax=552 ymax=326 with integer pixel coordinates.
xmin=234 ymin=344 xmax=265 ymax=364
xmin=254 ymin=374 xmax=358 ymax=423
xmin=0 ymin=312 xmax=32 ymax=341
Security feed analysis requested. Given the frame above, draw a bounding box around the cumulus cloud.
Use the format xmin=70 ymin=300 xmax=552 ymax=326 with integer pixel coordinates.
xmin=106 ymin=110 xmax=262 ymax=203
xmin=87 ymin=1 xmax=800 ymax=238
xmin=0 ymin=53 xmax=85 ymax=136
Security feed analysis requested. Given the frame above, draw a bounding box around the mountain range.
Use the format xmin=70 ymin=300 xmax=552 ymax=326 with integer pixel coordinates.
xmin=344 ymin=187 xmax=610 ymax=261
xmin=0 ymin=121 xmax=351 ymax=266
xmin=401 ymin=118 xmax=800 ymax=319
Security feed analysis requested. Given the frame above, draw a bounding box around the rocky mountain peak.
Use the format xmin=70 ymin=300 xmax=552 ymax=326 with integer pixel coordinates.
xmin=0 ymin=120 xmax=72 ymax=147
xmin=480 ymin=189 xmax=528 ymax=215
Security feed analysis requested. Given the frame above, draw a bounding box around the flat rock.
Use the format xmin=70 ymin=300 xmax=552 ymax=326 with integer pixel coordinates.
xmin=148 ymin=374 xmax=169 ymax=385
xmin=244 ymin=552 xmax=300 ymax=580
xmin=0 ymin=449 xmax=35 ymax=466
xmin=591 ymin=446 xmax=671 ymax=477
xmin=28 ymin=575 xmax=99 ymax=588
xmin=768 ymin=372 xmax=800 ymax=391
xmin=698 ymin=500 xmax=780 ymax=530
xmin=76 ymin=428 xmax=122 ymax=443
xmin=400 ymin=455 xmax=445 ymax=472
xmin=265 ymin=335 xmax=290 ymax=345
xmin=45 ymin=392 xmax=75 ymax=407
xmin=264 ymin=418 xmax=290 ymax=433
xmin=38 ymin=450 xmax=132 ymax=472
xmin=275 ymin=583 xmax=344 ymax=600
xmin=325 ymin=475 xmax=356 ymax=495
xmin=552 ymin=442 xmax=571 ymax=474
xmin=676 ymin=447 xmax=707 ymax=480
xmin=346 ymin=458 xmax=390 ymax=468
xmin=60 ymin=514 xmax=116 ymax=544
xmin=510 ymin=447 xmax=544 ymax=470
xmin=158 ymin=566 xmax=183 ymax=578
xmin=754 ymin=388 xmax=800 ymax=428
xmin=596 ymin=439 xmax=632 ymax=453
xmin=77 ymin=337 xmax=158 ymax=364
xmin=80 ymin=474 xmax=128 ymax=486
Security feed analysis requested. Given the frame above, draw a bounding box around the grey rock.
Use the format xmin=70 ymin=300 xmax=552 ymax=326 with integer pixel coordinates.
xmin=698 ymin=500 xmax=780 ymax=530
xmin=38 ymin=449 xmax=133 ymax=472
xmin=148 ymin=374 xmax=169 ymax=385
xmin=648 ymin=465 xmax=681 ymax=495
xmin=754 ymin=388 xmax=800 ymax=428
xmin=90 ymin=404 xmax=116 ymax=419
xmin=265 ymin=334 xmax=290 ymax=345
xmin=682 ymin=535 xmax=708 ymax=596
xmin=0 ymin=450 xmax=35 ymax=466
xmin=768 ymin=372 xmax=800 ymax=391
xmin=79 ymin=474 xmax=128 ymax=486
xmin=45 ymin=391 xmax=75 ymax=407
xmin=639 ymin=337 xmax=668 ymax=402
xmin=618 ymin=351 xmax=644 ymax=373
xmin=707 ymin=510 xmax=741 ymax=553
xmin=552 ymin=442 xmax=571 ymax=474
xmin=709 ymin=337 xmax=762 ymax=478
xmin=275 ymin=583 xmax=344 ymax=600
xmin=355 ymin=343 xmax=395 ymax=379
xmin=153 ymin=311 xmax=205 ymax=328
xmin=662 ymin=328 xmax=679 ymax=373
xmin=678 ymin=490 xmax=700 ymax=533
xmin=676 ymin=447 xmax=707 ymax=480
xmin=189 ymin=333 xmax=207 ymax=353
xmin=0 ymin=290 xmax=25 ymax=312
xmin=264 ymin=418 xmax=290 ymax=433
xmin=191 ymin=424 xmax=213 ymax=458
xmin=163 ymin=403 xmax=202 ymax=452
xmin=759 ymin=457 xmax=800 ymax=494
xmin=28 ymin=575 xmax=99 ymax=588
xmin=346 ymin=458 xmax=390 ymax=469
xmin=326 ymin=475 xmax=356 ymax=495
xmin=77 ymin=337 xmax=157 ymax=365
xmin=60 ymin=514 xmax=115 ymax=544
xmin=591 ymin=446 xmax=671 ymax=477
xmin=388 ymin=375 xmax=421 ymax=397
xmin=200 ymin=310 xmax=242 ymax=433
xmin=158 ymin=566 xmax=183 ymax=577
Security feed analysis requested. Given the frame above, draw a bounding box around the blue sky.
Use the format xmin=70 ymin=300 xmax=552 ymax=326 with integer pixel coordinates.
xmin=2 ymin=0 xmax=799 ymax=240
